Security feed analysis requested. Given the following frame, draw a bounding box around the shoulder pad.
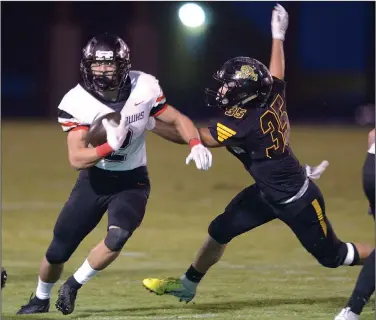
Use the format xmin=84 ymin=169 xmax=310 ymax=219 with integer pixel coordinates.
xmin=129 ymin=70 xmax=162 ymax=102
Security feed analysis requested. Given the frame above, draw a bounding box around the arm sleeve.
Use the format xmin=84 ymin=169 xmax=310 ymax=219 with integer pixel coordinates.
xmin=57 ymin=109 xmax=89 ymax=132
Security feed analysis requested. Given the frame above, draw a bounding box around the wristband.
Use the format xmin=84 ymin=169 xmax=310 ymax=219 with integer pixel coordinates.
xmin=95 ymin=142 xmax=114 ymax=158
xmin=189 ymin=138 xmax=201 ymax=149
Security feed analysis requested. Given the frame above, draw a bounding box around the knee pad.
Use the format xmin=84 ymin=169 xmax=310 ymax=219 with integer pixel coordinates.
xmin=45 ymin=237 xmax=75 ymax=264
xmin=104 ymin=228 xmax=130 ymax=252
xmin=208 ymin=214 xmax=233 ymax=245
xmin=317 ymin=242 xmax=359 ymax=268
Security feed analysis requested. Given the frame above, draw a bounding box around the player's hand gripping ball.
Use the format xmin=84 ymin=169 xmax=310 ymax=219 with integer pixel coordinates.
xmin=86 ymin=112 xmax=121 ymax=147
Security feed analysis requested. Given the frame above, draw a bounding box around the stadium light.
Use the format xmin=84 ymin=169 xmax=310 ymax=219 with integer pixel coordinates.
xmin=178 ymin=3 xmax=206 ymax=28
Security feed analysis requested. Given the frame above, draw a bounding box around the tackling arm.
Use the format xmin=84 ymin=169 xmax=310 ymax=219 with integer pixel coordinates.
xmin=154 ymin=105 xmax=202 ymax=146
xmin=152 ymin=118 xmax=186 ymax=145
xmin=197 ymin=128 xmax=223 ymax=148
xmin=150 ymin=118 xmax=222 ymax=148
xmin=153 ymin=104 xmax=213 ymax=170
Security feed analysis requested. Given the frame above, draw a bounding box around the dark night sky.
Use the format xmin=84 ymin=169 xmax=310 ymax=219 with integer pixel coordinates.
xmin=1 ymin=1 xmax=374 ymax=122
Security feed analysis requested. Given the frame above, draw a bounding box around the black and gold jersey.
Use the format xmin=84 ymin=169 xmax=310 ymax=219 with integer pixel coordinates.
xmin=208 ymin=77 xmax=306 ymax=203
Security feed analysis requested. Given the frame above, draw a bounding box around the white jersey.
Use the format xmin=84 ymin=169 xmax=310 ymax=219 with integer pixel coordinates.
xmin=57 ymin=71 xmax=167 ymax=171
xmin=368 ymin=143 xmax=375 ymax=155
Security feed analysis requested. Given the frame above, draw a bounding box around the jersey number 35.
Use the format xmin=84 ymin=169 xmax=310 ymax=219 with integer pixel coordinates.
xmin=260 ymin=94 xmax=290 ymax=159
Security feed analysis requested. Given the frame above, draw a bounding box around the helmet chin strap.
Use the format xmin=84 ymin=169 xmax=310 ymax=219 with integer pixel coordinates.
xmin=97 ymin=88 xmax=119 ymax=101
xmin=93 ymin=77 xmax=131 ymax=102
xmin=91 ymin=78 xmax=119 ymax=101
xmin=239 ymin=93 xmax=258 ymax=106
xmin=93 ymin=76 xmax=113 ymax=89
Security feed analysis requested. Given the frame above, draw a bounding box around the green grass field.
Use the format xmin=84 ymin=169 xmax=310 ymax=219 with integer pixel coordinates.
xmin=1 ymin=122 xmax=374 ymax=320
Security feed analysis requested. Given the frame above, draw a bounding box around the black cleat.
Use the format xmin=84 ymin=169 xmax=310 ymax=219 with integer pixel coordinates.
xmin=17 ymin=294 xmax=50 ymax=314
xmin=55 ymin=283 xmax=78 ymax=315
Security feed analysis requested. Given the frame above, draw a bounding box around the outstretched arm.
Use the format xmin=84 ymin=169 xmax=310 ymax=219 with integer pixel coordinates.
xmin=150 ymin=118 xmax=186 ymax=145
xmin=269 ymin=4 xmax=289 ymax=80
xmin=153 ymin=105 xmax=213 ymax=170
xmin=154 ymin=105 xmax=200 ymax=145
xmin=148 ymin=117 xmax=223 ymax=148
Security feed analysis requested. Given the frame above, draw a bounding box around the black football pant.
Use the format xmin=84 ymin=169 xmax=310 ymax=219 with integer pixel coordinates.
xmin=208 ymin=180 xmax=358 ymax=268
xmin=45 ymin=166 xmax=150 ymax=264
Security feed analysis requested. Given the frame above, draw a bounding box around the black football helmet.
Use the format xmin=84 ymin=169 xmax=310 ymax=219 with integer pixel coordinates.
xmin=80 ymin=33 xmax=131 ymax=93
xmin=205 ymin=56 xmax=273 ymax=108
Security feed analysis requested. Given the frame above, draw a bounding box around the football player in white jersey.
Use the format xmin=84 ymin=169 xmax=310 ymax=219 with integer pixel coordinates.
xmin=17 ymin=33 xmax=212 ymax=315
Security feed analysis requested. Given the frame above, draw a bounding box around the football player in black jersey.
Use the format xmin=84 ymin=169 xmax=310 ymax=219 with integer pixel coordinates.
xmin=1 ymin=267 xmax=7 ymax=289
xmin=141 ymin=4 xmax=373 ymax=303
xmin=334 ymin=129 xmax=375 ymax=320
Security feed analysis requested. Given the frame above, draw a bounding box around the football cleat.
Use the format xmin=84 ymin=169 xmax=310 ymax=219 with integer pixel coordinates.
xmin=16 ymin=294 xmax=50 ymax=314
xmin=55 ymin=283 xmax=78 ymax=315
xmin=142 ymin=277 xmax=196 ymax=302
xmin=334 ymin=307 xmax=360 ymax=320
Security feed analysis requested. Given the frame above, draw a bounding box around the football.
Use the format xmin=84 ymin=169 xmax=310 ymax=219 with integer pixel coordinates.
xmin=86 ymin=112 xmax=121 ymax=147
